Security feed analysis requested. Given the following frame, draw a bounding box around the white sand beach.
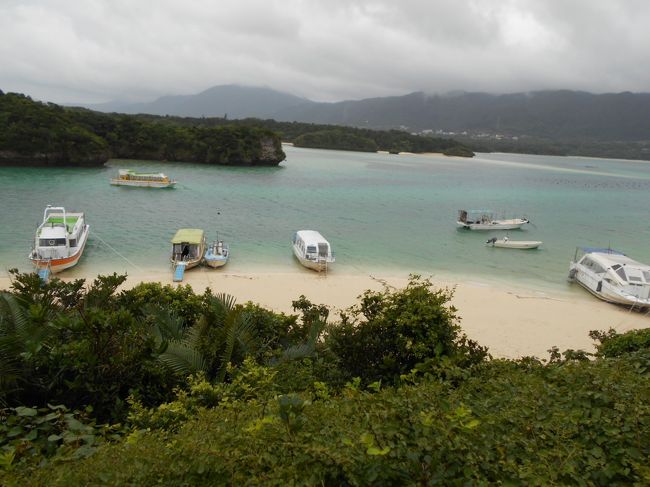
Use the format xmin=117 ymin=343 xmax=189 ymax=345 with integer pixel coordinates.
xmin=3 ymin=270 xmax=649 ymax=359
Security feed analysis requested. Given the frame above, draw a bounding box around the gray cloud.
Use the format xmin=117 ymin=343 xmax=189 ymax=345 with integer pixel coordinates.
xmin=1 ymin=0 xmax=649 ymax=104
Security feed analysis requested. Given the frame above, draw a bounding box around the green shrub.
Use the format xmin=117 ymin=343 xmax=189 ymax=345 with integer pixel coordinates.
xmin=590 ymin=328 xmax=650 ymax=358
xmin=325 ymin=276 xmax=488 ymax=384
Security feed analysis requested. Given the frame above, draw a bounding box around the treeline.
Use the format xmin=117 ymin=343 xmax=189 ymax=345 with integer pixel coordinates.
xmin=1 ymin=271 xmax=649 ymax=485
xmin=455 ymin=134 xmax=650 ymax=161
xmin=0 ymin=92 xmax=285 ymax=166
xmin=0 ymin=91 xmax=109 ymax=166
xmin=122 ymin=112 xmax=476 ymax=156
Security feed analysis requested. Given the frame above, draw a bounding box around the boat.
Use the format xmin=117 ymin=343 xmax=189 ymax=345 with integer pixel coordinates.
xmin=568 ymin=247 xmax=650 ymax=309
xmin=204 ymin=240 xmax=230 ymax=268
xmin=110 ymin=169 xmax=176 ymax=188
xmin=292 ymin=230 xmax=335 ymax=272
xmin=457 ymin=210 xmax=529 ymax=230
xmin=486 ymin=236 xmax=542 ymax=249
xmin=170 ymin=229 xmax=206 ymax=281
xmin=28 ymin=205 xmax=90 ymax=273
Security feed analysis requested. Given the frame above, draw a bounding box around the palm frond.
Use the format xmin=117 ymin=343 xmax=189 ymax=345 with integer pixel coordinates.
xmin=0 ymin=292 xmax=28 ymax=335
xmin=214 ymin=293 xmax=237 ymax=313
xmin=157 ymin=341 xmax=207 ymax=376
xmin=143 ymin=304 xmax=184 ymax=341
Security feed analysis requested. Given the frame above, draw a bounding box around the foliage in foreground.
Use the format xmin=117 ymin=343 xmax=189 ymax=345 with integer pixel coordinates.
xmin=6 ymin=351 xmax=650 ymax=486
xmin=1 ymin=270 xmax=650 ymax=485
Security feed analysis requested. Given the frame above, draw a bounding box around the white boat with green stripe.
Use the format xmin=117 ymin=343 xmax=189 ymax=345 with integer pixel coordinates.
xmin=29 ymin=205 xmax=90 ymax=273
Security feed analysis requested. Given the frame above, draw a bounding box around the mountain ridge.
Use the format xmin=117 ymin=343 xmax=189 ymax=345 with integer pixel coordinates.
xmin=84 ymin=85 xmax=650 ymax=141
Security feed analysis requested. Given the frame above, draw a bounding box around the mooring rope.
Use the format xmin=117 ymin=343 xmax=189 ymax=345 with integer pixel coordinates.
xmin=93 ymin=233 xmax=145 ymax=272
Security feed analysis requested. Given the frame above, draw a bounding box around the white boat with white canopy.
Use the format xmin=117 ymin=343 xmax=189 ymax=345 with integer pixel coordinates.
xmin=568 ymin=247 xmax=650 ymax=309
xmin=29 ymin=205 xmax=90 ymax=274
xmin=292 ymin=230 xmax=335 ymax=272
xmin=457 ymin=210 xmax=529 ymax=230
xmin=486 ymin=236 xmax=542 ymax=249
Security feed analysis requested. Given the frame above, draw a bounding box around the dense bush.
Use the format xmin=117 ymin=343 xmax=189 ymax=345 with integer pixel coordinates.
xmin=590 ymin=327 xmax=650 ymax=358
xmin=324 ymin=276 xmax=488 ymax=384
xmin=5 ymin=352 xmax=649 ymax=486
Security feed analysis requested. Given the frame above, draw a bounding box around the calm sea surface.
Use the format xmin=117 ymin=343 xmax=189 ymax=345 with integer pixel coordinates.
xmin=2 ymin=146 xmax=650 ymax=293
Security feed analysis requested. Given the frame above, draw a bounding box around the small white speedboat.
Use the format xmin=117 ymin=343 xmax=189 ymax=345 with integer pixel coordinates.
xmin=568 ymin=247 xmax=650 ymax=309
xmin=292 ymin=230 xmax=335 ymax=272
xmin=486 ymin=237 xmax=542 ymax=249
xmin=204 ymin=240 xmax=229 ymax=268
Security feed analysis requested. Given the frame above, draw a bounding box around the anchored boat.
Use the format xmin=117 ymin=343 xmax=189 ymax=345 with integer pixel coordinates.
xmin=457 ymin=209 xmax=529 ymax=230
xmin=171 ymin=229 xmax=206 ymax=281
xmin=292 ymin=230 xmax=335 ymax=272
xmin=111 ymin=169 xmax=176 ymax=188
xmin=204 ymin=240 xmax=230 ymax=268
xmin=568 ymin=247 xmax=650 ymax=309
xmin=486 ymin=236 xmax=542 ymax=249
xmin=29 ymin=205 xmax=90 ymax=273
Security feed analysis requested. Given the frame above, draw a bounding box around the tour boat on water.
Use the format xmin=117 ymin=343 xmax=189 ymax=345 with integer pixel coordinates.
xmin=29 ymin=205 xmax=90 ymax=273
xmin=457 ymin=209 xmax=530 ymax=230
xmin=204 ymin=240 xmax=230 ymax=268
xmin=292 ymin=230 xmax=335 ymax=272
xmin=568 ymin=247 xmax=650 ymax=309
xmin=111 ymin=169 xmax=176 ymax=188
xmin=486 ymin=236 xmax=542 ymax=249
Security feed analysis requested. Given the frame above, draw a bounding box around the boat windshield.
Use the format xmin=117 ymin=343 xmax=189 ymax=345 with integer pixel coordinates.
xmin=39 ymin=238 xmax=67 ymax=247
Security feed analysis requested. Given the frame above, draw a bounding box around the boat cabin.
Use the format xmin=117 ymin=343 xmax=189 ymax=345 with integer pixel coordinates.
xmin=293 ymin=230 xmax=334 ymax=262
xmin=116 ymin=169 xmax=171 ymax=183
xmin=35 ymin=208 xmax=85 ymax=260
xmin=171 ymin=228 xmax=206 ymax=264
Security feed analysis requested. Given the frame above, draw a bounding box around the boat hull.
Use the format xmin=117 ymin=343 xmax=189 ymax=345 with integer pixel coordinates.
xmin=111 ymin=179 xmax=176 ymax=188
xmin=458 ymin=219 xmax=529 ymax=230
xmin=170 ymin=257 xmax=202 ymax=270
xmin=292 ymin=245 xmax=333 ymax=272
xmin=488 ymin=240 xmax=542 ymax=249
xmin=204 ymin=256 xmax=228 ymax=268
xmin=29 ymin=225 xmax=90 ymax=273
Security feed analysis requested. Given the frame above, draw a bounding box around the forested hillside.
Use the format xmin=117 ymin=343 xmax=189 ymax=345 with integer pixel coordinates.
xmin=0 ymin=92 xmax=285 ymax=166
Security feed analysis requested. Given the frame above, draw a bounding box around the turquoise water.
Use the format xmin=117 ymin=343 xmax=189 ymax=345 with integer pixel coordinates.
xmin=2 ymin=146 xmax=650 ymax=292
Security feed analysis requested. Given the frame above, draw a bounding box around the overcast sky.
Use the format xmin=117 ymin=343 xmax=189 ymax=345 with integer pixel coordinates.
xmin=1 ymin=0 xmax=649 ymax=104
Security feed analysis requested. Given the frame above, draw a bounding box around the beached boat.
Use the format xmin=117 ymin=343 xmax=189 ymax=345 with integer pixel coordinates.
xmin=457 ymin=210 xmax=529 ymax=230
xmin=28 ymin=205 xmax=90 ymax=273
xmin=486 ymin=237 xmax=542 ymax=249
xmin=111 ymin=169 xmax=176 ymax=188
xmin=204 ymin=240 xmax=229 ymax=268
xmin=171 ymin=229 xmax=206 ymax=281
xmin=292 ymin=230 xmax=335 ymax=272
xmin=568 ymin=247 xmax=650 ymax=309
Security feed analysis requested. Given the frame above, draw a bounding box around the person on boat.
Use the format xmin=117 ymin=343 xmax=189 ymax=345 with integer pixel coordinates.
xmin=181 ymin=244 xmax=190 ymax=260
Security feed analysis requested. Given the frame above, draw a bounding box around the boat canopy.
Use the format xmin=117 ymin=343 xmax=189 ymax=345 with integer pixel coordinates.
xmin=171 ymin=228 xmax=204 ymax=244
xmin=580 ymin=247 xmax=625 ymax=256
xmin=295 ymin=230 xmax=330 ymax=246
